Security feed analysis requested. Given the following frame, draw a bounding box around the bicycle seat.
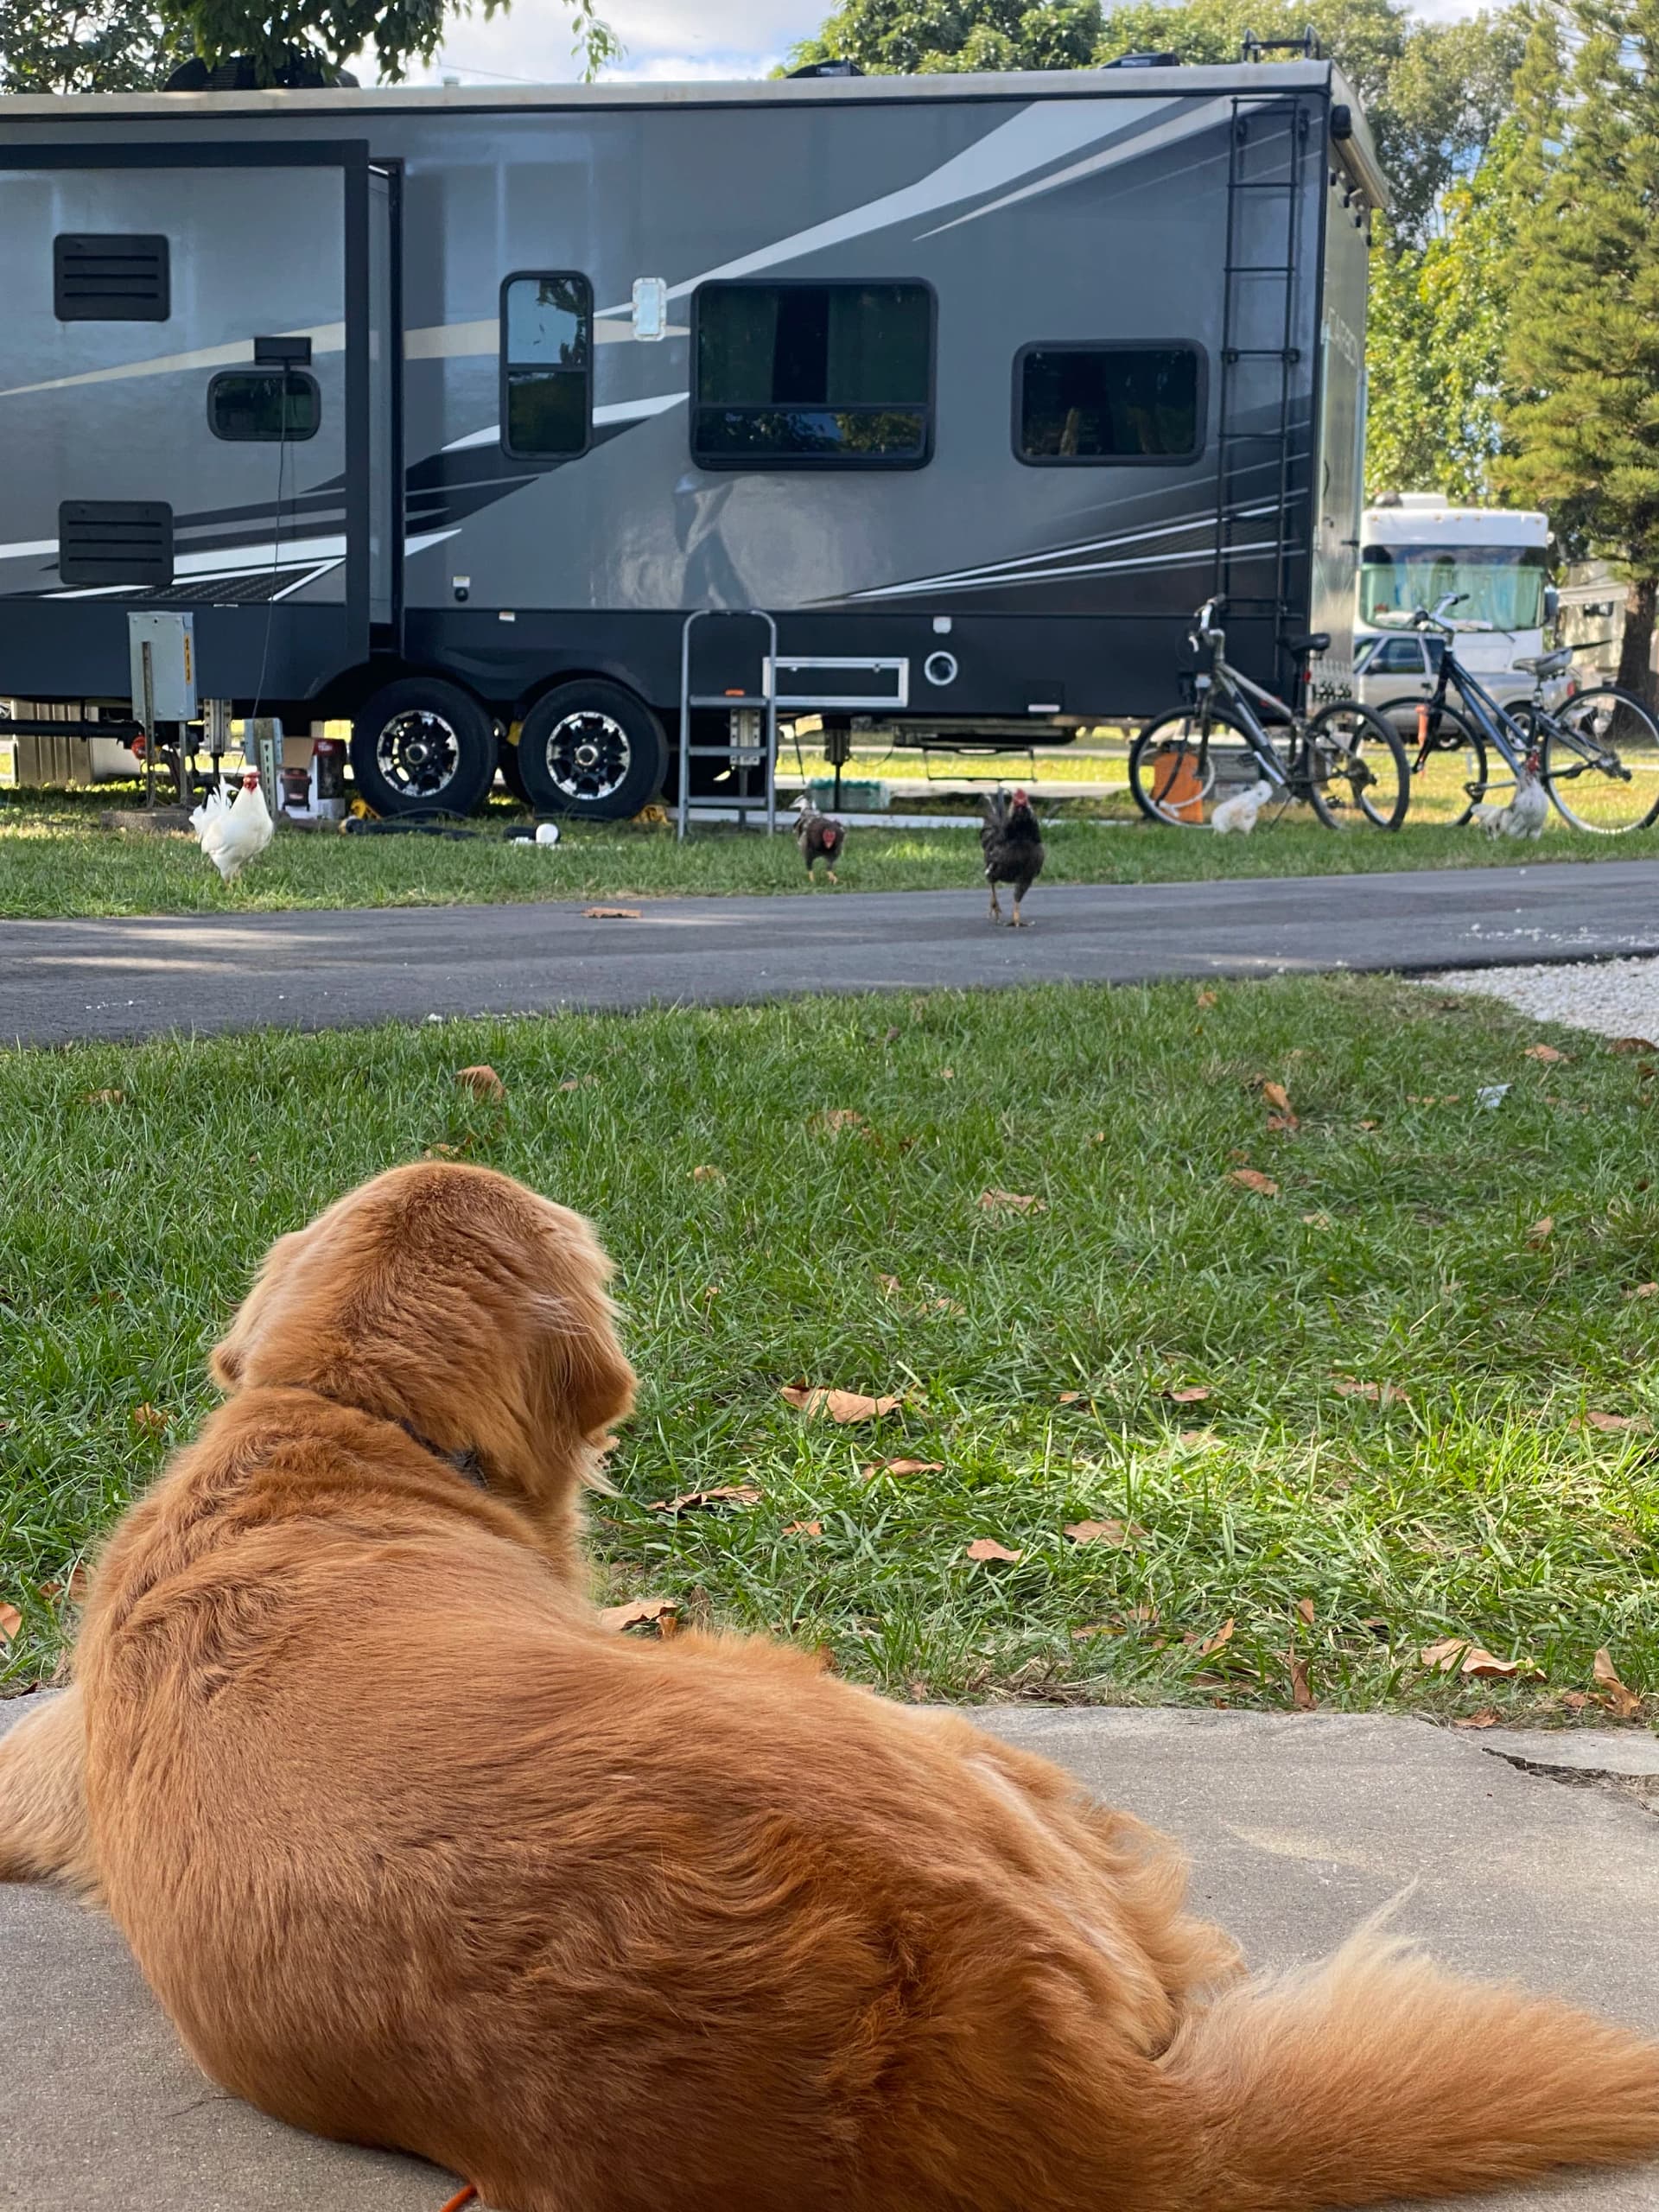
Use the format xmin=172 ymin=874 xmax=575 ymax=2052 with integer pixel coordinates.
xmin=1281 ymin=631 xmax=1331 ymax=657
xmin=1514 ymin=647 xmax=1573 ymax=677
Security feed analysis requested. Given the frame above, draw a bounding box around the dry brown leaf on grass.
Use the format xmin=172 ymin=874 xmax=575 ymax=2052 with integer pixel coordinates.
xmin=1580 ymin=1408 xmax=1649 ymax=1434
xmin=1420 ymin=1638 xmax=1532 ymax=1681
xmin=937 ymin=1066 xmax=955 ymax=1082
xmin=1286 ymin=1652 xmax=1317 ymax=1710
xmin=978 ymin=1188 xmax=1046 ymax=1213
xmin=815 ymin=1109 xmax=868 ymax=1133
xmin=38 ymin=1566 xmax=91 ymax=1605
xmin=964 ymin=1538 xmax=1022 ymax=1564
xmin=130 ymin=1403 xmax=168 ymax=1435
xmin=1335 ymin=1379 xmax=1410 ymax=1405
xmin=557 ymin=1076 xmax=598 ymax=1092
xmin=1193 ymin=1618 xmax=1236 ymax=1658
xmin=1593 ymin=1648 xmax=1643 ymax=1719
xmin=860 ymin=1458 xmax=944 ymax=1480
xmin=1524 ymin=1042 xmax=1568 ymax=1063
xmin=1196 ymin=988 xmax=1217 ymax=1008
xmin=876 ymin=1273 xmax=905 ymax=1298
xmin=582 ymin=906 xmax=642 ymax=920
xmin=1301 ymin=1210 xmax=1332 ymax=1229
xmin=1625 ymin=1282 xmax=1659 ymax=1300
xmin=1294 ymin=1597 xmax=1317 ymax=1625
xmin=1058 ymin=1390 xmax=1084 ymax=1404
xmin=81 ymin=1088 xmax=126 ymax=1106
xmin=0 ymin=1602 xmax=21 ymax=1643
xmin=690 ymin=1164 xmax=725 ymax=1184
xmin=782 ymin=1520 xmax=823 ymax=1539
xmin=1228 ymin=1169 xmax=1279 ymax=1197
xmin=1163 ymin=1385 xmax=1211 ymax=1404
xmin=781 ymin=1385 xmax=902 ymax=1423
xmin=649 ymin=1485 xmax=761 ymax=1515
xmin=423 ymin=1142 xmax=469 ymax=1160
xmin=1560 ymin=1689 xmax=1592 ymax=1713
xmin=1453 ymin=1708 xmax=1503 ymax=1730
xmin=1526 ymin=1216 xmax=1554 ymax=1247
xmin=599 ymin=1597 xmax=678 ymax=1636
xmin=454 ymin=1064 xmax=505 ymax=1100
xmin=1064 ymin=1519 xmax=1139 ymax=1548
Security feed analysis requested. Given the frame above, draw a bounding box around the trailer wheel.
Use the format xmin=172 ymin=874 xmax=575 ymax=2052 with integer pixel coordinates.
xmin=349 ymin=678 xmax=499 ymax=817
xmin=517 ymin=681 xmax=669 ymax=821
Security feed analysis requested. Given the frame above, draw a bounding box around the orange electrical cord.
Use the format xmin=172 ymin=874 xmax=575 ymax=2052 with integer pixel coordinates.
xmin=436 ymin=2187 xmax=478 ymax=2211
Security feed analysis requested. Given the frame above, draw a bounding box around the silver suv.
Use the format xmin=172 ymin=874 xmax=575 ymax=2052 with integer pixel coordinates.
xmin=1354 ymin=633 xmax=1572 ymax=728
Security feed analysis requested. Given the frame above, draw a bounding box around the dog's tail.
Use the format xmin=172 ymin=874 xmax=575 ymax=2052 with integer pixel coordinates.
xmin=1160 ymin=1919 xmax=1659 ymax=2209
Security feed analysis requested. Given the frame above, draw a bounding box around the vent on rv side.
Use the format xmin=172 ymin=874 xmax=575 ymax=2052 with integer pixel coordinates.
xmin=54 ymin=235 xmax=170 ymax=321
xmin=58 ymin=502 xmax=175 ymax=588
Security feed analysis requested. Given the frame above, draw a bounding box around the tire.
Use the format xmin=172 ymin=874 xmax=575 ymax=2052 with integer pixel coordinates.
xmin=1539 ymin=686 xmax=1659 ymax=834
xmin=1128 ymin=704 xmax=1263 ymax=828
xmin=516 ymin=679 xmax=670 ymax=822
xmin=1303 ymin=701 xmax=1410 ymax=830
xmin=348 ymin=677 xmax=499 ymax=817
xmin=1378 ymin=696 xmax=1490 ymax=827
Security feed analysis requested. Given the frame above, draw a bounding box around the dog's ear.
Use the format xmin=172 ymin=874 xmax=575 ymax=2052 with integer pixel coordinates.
xmin=209 ymin=1229 xmax=306 ymax=1391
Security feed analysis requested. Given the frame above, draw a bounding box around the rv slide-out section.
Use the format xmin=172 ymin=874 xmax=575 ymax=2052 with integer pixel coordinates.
xmin=0 ymin=65 xmax=1388 ymax=817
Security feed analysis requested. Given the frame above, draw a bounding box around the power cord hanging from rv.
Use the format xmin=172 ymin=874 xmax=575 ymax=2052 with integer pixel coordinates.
xmin=245 ymin=384 xmax=291 ymax=744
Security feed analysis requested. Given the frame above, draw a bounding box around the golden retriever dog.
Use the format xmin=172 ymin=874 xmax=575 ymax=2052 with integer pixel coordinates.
xmin=3 ymin=1160 xmax=1657 ymax=2212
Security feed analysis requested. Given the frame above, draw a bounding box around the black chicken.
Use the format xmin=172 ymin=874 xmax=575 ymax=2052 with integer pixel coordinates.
xmin=794 ymin=796 xmax=846 ymax=884
xmin=980 ymin=786 xmax=1045 ymax=927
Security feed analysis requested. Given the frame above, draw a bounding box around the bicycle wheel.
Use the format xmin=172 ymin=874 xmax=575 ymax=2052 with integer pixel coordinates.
xmin=1378 ymin=696 xmax=1490 ymax=828
xmin=1540 ymin=687 xmax=1659 ymax=833
xmin=1303 ymin=701 xmax=1410 ymax=830
xmin=1128 ymin=705 xmax=1274 ymax=828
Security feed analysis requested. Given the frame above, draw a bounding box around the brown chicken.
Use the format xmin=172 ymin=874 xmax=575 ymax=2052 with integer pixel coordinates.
xmin=981 ymin=785 xmax=1045 ymax=925
xmin=794 ymin=795 xmax=846 ymax=883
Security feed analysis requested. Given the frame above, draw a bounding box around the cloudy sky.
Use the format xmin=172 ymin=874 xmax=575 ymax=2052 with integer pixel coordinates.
xmin=398 ymin=0 xmax=1478 ymax=89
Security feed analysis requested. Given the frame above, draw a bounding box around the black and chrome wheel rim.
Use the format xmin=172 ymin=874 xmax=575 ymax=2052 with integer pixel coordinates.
xmin=375 ymin=709 xmax=461 ymax=801
xmin=543 ymin=709 xmax=631 ymax=804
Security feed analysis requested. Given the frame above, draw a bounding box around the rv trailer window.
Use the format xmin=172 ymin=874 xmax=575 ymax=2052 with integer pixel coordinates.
xmin=501 ymin=274 xmax=593 ymax=460
xmin=1016 ymin=346 xmax=1202 ymax=464
xmin=692 ymin=283 xmax=932 ymax=468
xmin=207 ymin=370 xmax=321 ymax=442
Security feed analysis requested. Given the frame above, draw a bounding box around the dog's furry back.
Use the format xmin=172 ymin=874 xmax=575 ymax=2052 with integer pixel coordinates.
xmin=3 ymin=1160 xmax=1656 ymax=2212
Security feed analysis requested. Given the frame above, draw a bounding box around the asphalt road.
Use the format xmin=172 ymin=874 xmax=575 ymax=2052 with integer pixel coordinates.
xmin=5 ymin=858 xmax=1659 ymax=1046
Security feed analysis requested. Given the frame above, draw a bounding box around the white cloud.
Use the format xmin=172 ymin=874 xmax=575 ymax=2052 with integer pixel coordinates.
xmin=397 ymin=0 xmax=817 ymax=85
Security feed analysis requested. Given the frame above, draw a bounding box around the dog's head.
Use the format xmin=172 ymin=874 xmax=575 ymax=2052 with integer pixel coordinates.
xmin=211 ymin=1163 xmax=634 ymax=1571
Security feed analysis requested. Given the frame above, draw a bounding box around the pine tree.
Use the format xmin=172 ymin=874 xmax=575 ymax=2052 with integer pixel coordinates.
xmin=1501 ymin=0 xmax=1659 ymax=700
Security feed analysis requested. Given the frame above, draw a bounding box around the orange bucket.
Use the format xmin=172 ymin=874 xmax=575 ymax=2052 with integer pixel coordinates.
xmin=1151 ymin=745 xmax=1205 ymax=823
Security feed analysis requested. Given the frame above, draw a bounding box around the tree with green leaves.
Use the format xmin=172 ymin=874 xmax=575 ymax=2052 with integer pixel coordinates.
xmin=789 ymin=0 xmax=1100 ymax=77
xmin=3 ymin=0 xmax=619 ymax=91
xmin=0 ymin=0 xmax=177 ymax=89
xmin=1499 ymin=0 xmax=1659 ymax=700
xmin=1363 ymin=119 xmax=1528 ymax=501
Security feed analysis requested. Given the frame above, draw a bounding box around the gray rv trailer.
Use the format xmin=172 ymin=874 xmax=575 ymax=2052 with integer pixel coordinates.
xmin=0 ymin=60 xmax=1387 ymax=817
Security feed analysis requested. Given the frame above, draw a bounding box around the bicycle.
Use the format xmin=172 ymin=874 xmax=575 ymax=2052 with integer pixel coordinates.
xmin=1377 ymin=594 xmax=1659 ymax=835
xmin=1128 ymin=599 xmax=1410 ymax=830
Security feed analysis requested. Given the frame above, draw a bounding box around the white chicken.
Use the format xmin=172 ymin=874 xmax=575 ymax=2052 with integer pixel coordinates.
xmin=1473 ymin=766 xmax=1549 ymax=840
xmin=1211 ymin=779 xmax=1275 ymax=836
xmin=191 ymin=771 xmax=275 ymax=882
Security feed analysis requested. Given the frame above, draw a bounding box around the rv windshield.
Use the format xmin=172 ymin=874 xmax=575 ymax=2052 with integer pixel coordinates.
xmin=1360 ymin=543 xmax=1548 ymax=632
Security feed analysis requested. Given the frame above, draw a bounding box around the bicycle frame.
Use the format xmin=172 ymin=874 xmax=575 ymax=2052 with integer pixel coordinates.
xmin=1192 ymin=631 xmax=1300 ymax=792
xmin=1415 ymin=639 xmax=1537 ymax=785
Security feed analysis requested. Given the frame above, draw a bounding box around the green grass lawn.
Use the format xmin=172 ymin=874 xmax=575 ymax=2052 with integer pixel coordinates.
xmin=3 ymin=974 xmax=1656 ymax=1724
xmin=2 ymin=785 xmax=1655 ymax=918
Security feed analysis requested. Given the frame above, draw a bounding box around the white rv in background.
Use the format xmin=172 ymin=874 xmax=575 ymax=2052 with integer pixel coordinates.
xmin=1352 ymin=495 xmax=1561 ymax=722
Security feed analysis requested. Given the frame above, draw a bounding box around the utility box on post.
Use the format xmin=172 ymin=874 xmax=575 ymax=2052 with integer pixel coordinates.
xmin=125 ymin=611 xmax=196 ymax=728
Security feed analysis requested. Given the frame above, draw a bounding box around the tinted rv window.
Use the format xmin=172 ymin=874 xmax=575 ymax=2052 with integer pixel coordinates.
xmin=207 ymin=370 xmax=321 ymax=442
xmin=1017 ymin=346 xmax=1202 ymax=463
xmin=501 ymin=274 xmax=593 ymax=460
xmin=693 ymin=283 xmax=932 ymax=467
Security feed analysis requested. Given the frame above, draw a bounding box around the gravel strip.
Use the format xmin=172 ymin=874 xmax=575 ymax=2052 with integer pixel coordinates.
xmin=1426 ymin=952 xmax=1659 ymax=1039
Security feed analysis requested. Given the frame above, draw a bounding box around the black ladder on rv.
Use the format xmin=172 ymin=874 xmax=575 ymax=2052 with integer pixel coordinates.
xmin=1212 ymin=92 xmax=1309 ymax=642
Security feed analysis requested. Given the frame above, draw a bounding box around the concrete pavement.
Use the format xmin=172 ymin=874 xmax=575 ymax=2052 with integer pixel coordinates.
xmin=3 ymin=1694 xmax=1655 ymax=2209
xmin=6 ymin=859 xmax=1659 ymax=1046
